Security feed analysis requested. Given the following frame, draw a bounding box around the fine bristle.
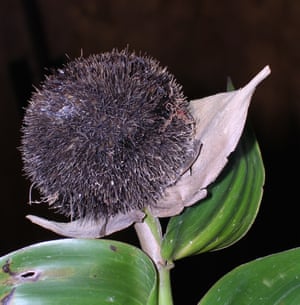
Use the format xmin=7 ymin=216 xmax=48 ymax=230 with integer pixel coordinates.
xmin=21 ymin=48 xmax=195 ymax=220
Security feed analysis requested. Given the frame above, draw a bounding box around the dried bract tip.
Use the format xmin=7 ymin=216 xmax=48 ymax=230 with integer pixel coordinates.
xmin=21 ymin=49 xmax=196 ymax=223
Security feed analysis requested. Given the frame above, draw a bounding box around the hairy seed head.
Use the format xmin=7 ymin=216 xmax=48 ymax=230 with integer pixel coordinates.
xmin=21 ymin=49 xmax=195 ymax=220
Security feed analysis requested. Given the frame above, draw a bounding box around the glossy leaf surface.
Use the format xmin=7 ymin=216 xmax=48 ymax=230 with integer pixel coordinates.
xmin=162 ymin=126 xmax=264 ymax=260
xmin=0 ymin=239 xmax=157 ymax=305
xmin=199 ymin=248 xmax=300 ymax=305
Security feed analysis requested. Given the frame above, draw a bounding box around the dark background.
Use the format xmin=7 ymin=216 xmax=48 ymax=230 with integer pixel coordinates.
xmin=0 ymin=1 xmax=299 ymax=304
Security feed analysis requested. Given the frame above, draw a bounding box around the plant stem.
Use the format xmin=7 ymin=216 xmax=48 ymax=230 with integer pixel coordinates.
xmin=158 ymin=263 xmax=173 ymax=305
xmin=134 ymin=211 xmax=174 ymax=305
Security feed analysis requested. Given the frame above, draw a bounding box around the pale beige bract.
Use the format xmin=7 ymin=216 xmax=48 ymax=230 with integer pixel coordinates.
xmin=27 ymin=66 xmax=271 ymax=238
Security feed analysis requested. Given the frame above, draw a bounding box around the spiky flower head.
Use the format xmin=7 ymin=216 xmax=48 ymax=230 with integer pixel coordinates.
xmin=21 ymin=49 xmax=196 ymax=222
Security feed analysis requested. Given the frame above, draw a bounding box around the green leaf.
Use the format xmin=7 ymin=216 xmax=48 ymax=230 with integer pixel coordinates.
xmin=199 ymin=248 xmax=300 ymax=305
xmin=162 ymin=126 xmax=264 ymax=261
xmin=0 ymin=239 xmax=158 ymax=305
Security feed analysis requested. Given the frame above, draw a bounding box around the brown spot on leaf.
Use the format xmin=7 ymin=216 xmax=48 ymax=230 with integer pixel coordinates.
xmin=1 ymin=288 xmax=15 ymax=305
xmin=110 ymin=245 xmax=117 ymax=252
xmin=2 ymin=260 xmax=15 ymax=276
xmin=17 ymin=270 xmax=40 ymax=281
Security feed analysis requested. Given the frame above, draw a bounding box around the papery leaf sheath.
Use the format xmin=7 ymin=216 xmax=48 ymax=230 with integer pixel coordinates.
xmin=162 ymin=126 xmax=264 ymax=260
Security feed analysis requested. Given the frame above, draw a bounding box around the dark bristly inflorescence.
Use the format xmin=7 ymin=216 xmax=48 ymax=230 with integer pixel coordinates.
xmin=21 ymin=48 xmax=196 ymax=221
